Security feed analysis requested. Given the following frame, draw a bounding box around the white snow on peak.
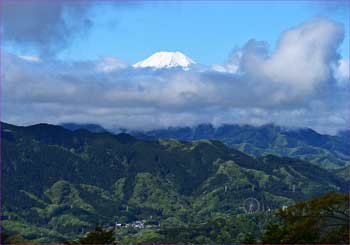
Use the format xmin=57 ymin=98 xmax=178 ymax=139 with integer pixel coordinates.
xmin=133 ymin=51 xmax=196 ymax=70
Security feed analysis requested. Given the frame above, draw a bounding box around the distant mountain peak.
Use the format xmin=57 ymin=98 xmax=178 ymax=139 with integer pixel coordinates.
xmin=133 ymin=51 xmax=196 ymax=70
xmin=60 ymin=123 xmax=107 ymax=133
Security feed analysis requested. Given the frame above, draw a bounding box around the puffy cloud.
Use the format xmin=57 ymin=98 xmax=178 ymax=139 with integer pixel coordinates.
xmin=1 ymin=1 xmax=101 ymax=56
xmin=223 ymin=18 xmax=344 ymax=96
xmin=334 ymin=59 xmax=349 ymax=85
xmin=2 ymin=18 xmax=349 ymax=134
xmin=211 ymin=64 xmax=228 ymax=73
xmin=262 ymin=18 xmax=343 ymax=93
xmin=96 ymin=57 xmax=129 ymax=73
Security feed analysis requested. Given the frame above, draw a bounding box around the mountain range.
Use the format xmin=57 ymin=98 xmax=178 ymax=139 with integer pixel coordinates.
xmin=2 ymin=122 xmax=349 ymax=243
xmin=137 ymin=124 xmax=350 ymax=170
xmin=60 ymin=123 xmax=350 ymax=170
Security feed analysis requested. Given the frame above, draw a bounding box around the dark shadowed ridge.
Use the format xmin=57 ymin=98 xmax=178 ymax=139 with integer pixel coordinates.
xmin=137 ymin=123 xmax=350 ymax=169
xmin=60 ymin=123 xmax=108 ymax=133
xmin=1 ymin=121 xmax=349 ymax=243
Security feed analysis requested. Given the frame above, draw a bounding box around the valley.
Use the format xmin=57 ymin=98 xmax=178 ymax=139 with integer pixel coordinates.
xmin=2 ymin=122 xmax=349 ymax=243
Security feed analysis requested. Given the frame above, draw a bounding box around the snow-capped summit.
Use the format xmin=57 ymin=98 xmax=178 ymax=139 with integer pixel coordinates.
xmin=133 ymin=51 xmax=196 ymax=70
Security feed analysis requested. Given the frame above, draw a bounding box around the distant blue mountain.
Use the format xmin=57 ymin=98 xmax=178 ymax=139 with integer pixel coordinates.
xmin=60 ymin=123 xmax=107 ymax=133
xmin=135 ymin=123 xmax=350 ymax=169
xmin=58 ymin=122 xmax=349 ymax=169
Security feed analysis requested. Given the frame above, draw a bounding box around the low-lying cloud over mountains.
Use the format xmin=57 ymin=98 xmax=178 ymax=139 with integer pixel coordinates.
xmin=2 ymin=17 xmax=349 ymax=134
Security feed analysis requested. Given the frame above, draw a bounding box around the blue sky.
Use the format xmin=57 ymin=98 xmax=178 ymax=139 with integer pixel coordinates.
xmin=57 ymin=1 xmax=349 ymax=64
xmin=2 ymin=0 xmax=350 ymax=133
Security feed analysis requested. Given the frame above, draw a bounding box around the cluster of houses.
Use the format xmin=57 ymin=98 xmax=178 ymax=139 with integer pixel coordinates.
xmin=112 ymin=220 xmax=159 ymax=230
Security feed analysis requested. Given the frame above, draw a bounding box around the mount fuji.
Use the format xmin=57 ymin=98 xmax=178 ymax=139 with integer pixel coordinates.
xmin=133 ymin=51 xmax=196 ymax=70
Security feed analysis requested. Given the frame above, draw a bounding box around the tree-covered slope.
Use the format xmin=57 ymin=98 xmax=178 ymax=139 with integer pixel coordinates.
xmin=136 ymin=123 xmax=350 ymax=169
xmin=1 ymin=122 xmax=348 ymax=243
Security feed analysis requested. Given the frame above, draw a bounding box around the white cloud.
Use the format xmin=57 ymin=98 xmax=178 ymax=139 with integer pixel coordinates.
xmin=211 ymin=64 xmax=227 ymax=73
xmin=334 ymin=59 xmax=349 ymax=85
xmin=17 ymin=54 xmax=41 ymax=62
xmin=222 ymin=18 xmax=344 ymax=96
xmin=262 ymin=18 xmax=343 ymax=93
xmin=2 ymin=18 xmax=349 ymax=134
xmin=96 ymin=57 xmax=129 ymax=72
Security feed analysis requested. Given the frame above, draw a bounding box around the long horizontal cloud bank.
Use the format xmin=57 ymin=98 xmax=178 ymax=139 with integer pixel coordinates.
xmin=2 ymin=18 xmax=349 ymax=134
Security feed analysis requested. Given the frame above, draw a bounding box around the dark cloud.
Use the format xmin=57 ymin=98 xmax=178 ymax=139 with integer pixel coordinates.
xmin=314 ymin=0 xmax=350 ymax=14
xmin=2 ymin=17 xmax=349 ymax=134
xmin=1 ymin=1 xmax=95 ymax=56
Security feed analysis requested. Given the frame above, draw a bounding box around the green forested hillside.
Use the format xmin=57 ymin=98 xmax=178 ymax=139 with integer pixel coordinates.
xmin=115 ymin=192 xmax=350 ymax=244
xmin=1 ymin=122 xmax=348 ymax=243
xmin=139 ymin=124 xmax=350 ymax=169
